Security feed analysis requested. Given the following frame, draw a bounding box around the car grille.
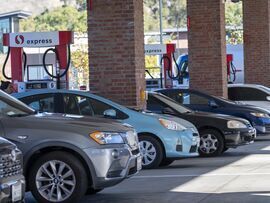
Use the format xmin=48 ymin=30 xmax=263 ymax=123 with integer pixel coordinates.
xmin=0 ymin=149 xmax=22 ymax=179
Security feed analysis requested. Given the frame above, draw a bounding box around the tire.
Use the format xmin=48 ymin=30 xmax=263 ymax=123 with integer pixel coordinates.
xmin=159 ymin=159 xmax=174 ymax=167
xmin=139 ymin=135 xmax=164 ymax=169
xmin=198 ymin=129 xmax=225 ymax=157
xmin=28 ymin=151 xmax=88 ymax=203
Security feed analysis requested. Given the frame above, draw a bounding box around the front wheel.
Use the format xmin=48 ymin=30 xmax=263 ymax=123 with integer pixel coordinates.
xmin=29 ymin=151 xmax=88 ymax=203
xmin=199 ymin=129 xmax=225 ymax=157
xmin=139 ymin=135 xmax=164 ymax=169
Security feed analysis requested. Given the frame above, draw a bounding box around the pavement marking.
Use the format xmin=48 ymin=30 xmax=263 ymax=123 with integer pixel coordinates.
xmin=261 ymin=146 xmax=270 ymax=150
xmin=133 ymin=172 xmax=270 ymax=179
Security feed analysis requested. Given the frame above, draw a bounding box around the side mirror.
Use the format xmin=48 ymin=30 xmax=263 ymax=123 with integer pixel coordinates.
xmin=103 ymin=109 xmax=117 ymax=118
xmin=267 ymin=96 xmax=270 ymax=101
xmin=162 ymin=107 xmax=176 ymax=115
xmin=208 ymin=100 xmax=218 ymax=108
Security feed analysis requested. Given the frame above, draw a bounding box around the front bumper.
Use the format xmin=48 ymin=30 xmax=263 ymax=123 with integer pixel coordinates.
xmin=84 ymin=145 xmax=141 ymax=189
xmin=162 ymin=128 xmax=200 ymax=158
xmin=251 ymin=117 xmax=270 ymax=135
xmin=224 ymin=127 xmax=256 ymax=148
xmin=254 ymin=124 xmax=270 ymax=135
xmin=0 ymin=175 xmax=25 ymax=203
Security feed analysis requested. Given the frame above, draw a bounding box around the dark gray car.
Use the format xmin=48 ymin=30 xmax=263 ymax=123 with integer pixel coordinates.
xmin=0 ymin=137 xmax=25 ymax=203
xmin=0 ymin=91 xmax=141 ymax=203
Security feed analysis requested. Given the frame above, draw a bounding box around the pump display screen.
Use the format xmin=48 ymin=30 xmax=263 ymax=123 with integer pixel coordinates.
xmin=26 ymin=65 xmax=54 ymax=81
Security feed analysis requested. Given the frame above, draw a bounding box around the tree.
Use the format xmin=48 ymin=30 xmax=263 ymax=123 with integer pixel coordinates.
xmin=20 ymin=6 xmax=87 ymax=33
xmin=144 ymin=0 xmax=187 ymax=32
xmin=71 ymin=49 xmax=89 ymax=87
xmin=225 ymin=2 xmax=243 ymax=44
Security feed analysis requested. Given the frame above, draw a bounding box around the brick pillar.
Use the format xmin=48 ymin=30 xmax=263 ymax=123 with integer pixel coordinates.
xmin=187 ymin=0 xmax=227 ymax=97
xmin=243 ymin=0 xmax=270 ymax=86
xmin=87 ymin=0 xmax=145 ymax=108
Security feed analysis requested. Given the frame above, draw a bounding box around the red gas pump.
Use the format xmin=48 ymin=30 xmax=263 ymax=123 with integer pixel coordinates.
xmin=227 ymin=54 xmax=237 ymax=83
xmin=145 ymin=43 xmax=178 ymax=89
xmin=2 ymin=31 xmax=73 ymax=92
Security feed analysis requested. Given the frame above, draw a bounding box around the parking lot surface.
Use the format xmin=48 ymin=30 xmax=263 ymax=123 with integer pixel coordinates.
xmin=26 ymin=136 xmax=270 ymax=203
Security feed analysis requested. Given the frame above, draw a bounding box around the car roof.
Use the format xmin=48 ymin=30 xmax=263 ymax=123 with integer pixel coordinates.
xmin=228 ymin=83 xmax=268 ymax=89
xmin=12 ymin=89 xmax=128 ymax=111
xmin=157 ymin=88 xmax=210 ymax=95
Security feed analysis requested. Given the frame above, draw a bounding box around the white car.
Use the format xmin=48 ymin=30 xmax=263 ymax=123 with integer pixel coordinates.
xmin=228 ymin=84 xmax=270 ymax=111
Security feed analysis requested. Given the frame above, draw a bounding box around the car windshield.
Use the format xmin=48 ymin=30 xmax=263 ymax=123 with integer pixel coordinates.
xmin=151 ymin=93 xmax=192 ymax=114
xmin=0 ymin=91 xmax=35 ymax=117
xmin=258 ymin=85 xmax=270 ymax=93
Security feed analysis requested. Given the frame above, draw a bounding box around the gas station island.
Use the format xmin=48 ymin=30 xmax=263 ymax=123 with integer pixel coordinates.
xmin=1 ymin=0 xmax=270 ymax=203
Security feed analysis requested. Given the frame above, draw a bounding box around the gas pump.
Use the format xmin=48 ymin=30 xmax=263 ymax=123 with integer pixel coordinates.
xmin=227 ymin=54 xmax=237 ymax=83
xmin=145 ymin=43 xmax=181 ymax=90
xmin=2 ymin=31 xmax=73 ymax=92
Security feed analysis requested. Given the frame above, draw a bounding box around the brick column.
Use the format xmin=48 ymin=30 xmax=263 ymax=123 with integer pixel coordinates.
xmin=187 ymin=0 xmax=227 ymax=97
xmin=87 ymin=0 xmax=145 ymax=108
xmin=243 ymin=0 xmax=270 ymax=86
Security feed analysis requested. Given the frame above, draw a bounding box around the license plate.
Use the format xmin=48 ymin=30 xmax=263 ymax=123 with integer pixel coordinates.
xmin=12 ymin=183 xmax=22 ymax=202
xmin=137 ymin=156 xmax=142 ymax=171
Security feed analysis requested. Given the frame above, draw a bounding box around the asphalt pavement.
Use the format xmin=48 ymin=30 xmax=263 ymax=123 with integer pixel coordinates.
xmin=26 ymin=135 xmax=270 ymax=203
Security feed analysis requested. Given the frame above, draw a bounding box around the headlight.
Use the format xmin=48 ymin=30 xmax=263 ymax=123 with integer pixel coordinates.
xmin=90 ymin=131 xmax=124 ymax=144
xmin=159 ymin=118 xmax=187 ymax=131
xmin=227 ymin=120 xmax=247 ymax=129
xmin=251 ymin=113 xmax=270 ymax=118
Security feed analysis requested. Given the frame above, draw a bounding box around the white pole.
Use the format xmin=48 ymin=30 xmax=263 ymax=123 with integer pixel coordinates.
xmin=159 ymin=0 xmax=163 ymax=44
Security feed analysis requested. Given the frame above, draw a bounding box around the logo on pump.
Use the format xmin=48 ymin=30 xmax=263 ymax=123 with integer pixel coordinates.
xmin=15 ymin=35 xmax=24 ymax=45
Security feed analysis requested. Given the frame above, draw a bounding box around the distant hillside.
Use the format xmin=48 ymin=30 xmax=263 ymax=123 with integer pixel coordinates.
xmin=0 ymin=0 xmax=76 ymax=16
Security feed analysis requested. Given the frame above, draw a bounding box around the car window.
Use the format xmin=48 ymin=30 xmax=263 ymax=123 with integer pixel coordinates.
xmin=20 ymin=94 xmax=55 ymax=112
xmin=166 ymin=91 xmax=186 ymax=104
xmin=183 ymin=93 xmax=209 ymax=105
xmin=63 ymin=95 xmax=80 ymax=115
xmin=76 ymin=96 xmax=94 ymax=116
xmin=88 ymin=98 xmax=128 ymax=119
xmin=228 ymin=87 xmax=268 ymax=101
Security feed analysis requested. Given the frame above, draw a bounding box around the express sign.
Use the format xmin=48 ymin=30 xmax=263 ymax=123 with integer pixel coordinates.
xmin=144 ymin=44 xmax=167 ymax=55
xmin=3 ymin=31 xmax=73 ymax=48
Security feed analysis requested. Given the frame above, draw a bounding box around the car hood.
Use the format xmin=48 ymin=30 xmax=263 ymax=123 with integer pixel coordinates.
xmin=144 ymin=111 xmax=197 ymax=129
xmin=0 ymin=137 xmax=16 ymax=150
xmin=191 ymin=111 xmax=250 ymax=123
xmin=19 ymin=113 xmax=133 ymax=133
xmin=234 ymin=104 xmax=270 ymax=114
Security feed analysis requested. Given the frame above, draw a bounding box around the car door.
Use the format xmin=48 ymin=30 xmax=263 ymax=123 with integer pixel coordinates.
xmin=228 ymin=87 xmax=270 ymax=110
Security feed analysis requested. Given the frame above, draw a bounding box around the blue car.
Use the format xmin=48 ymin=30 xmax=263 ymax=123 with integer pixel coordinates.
xmin=13 ymin=89 xmax=200 ymax=169
xmin=157 ymin=88 xmax=270 ymax=135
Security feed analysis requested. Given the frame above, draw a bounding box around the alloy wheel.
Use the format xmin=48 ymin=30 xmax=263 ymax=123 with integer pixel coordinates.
xmin=35 ymin=160 xmax=76 ymax=202
xmin=139 ymin=140 xmax=157 ymax=166
xmin=200 ymin=134 xmax=218 ymax=154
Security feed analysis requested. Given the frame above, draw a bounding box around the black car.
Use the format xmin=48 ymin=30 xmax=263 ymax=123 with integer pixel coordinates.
xmin=157 ymin=88 xmax=270 ymax=135
xmin=146 ymin=92 xmax=256 ymax=157
xmin=0 ymin=137 xmax=25 ymax=202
